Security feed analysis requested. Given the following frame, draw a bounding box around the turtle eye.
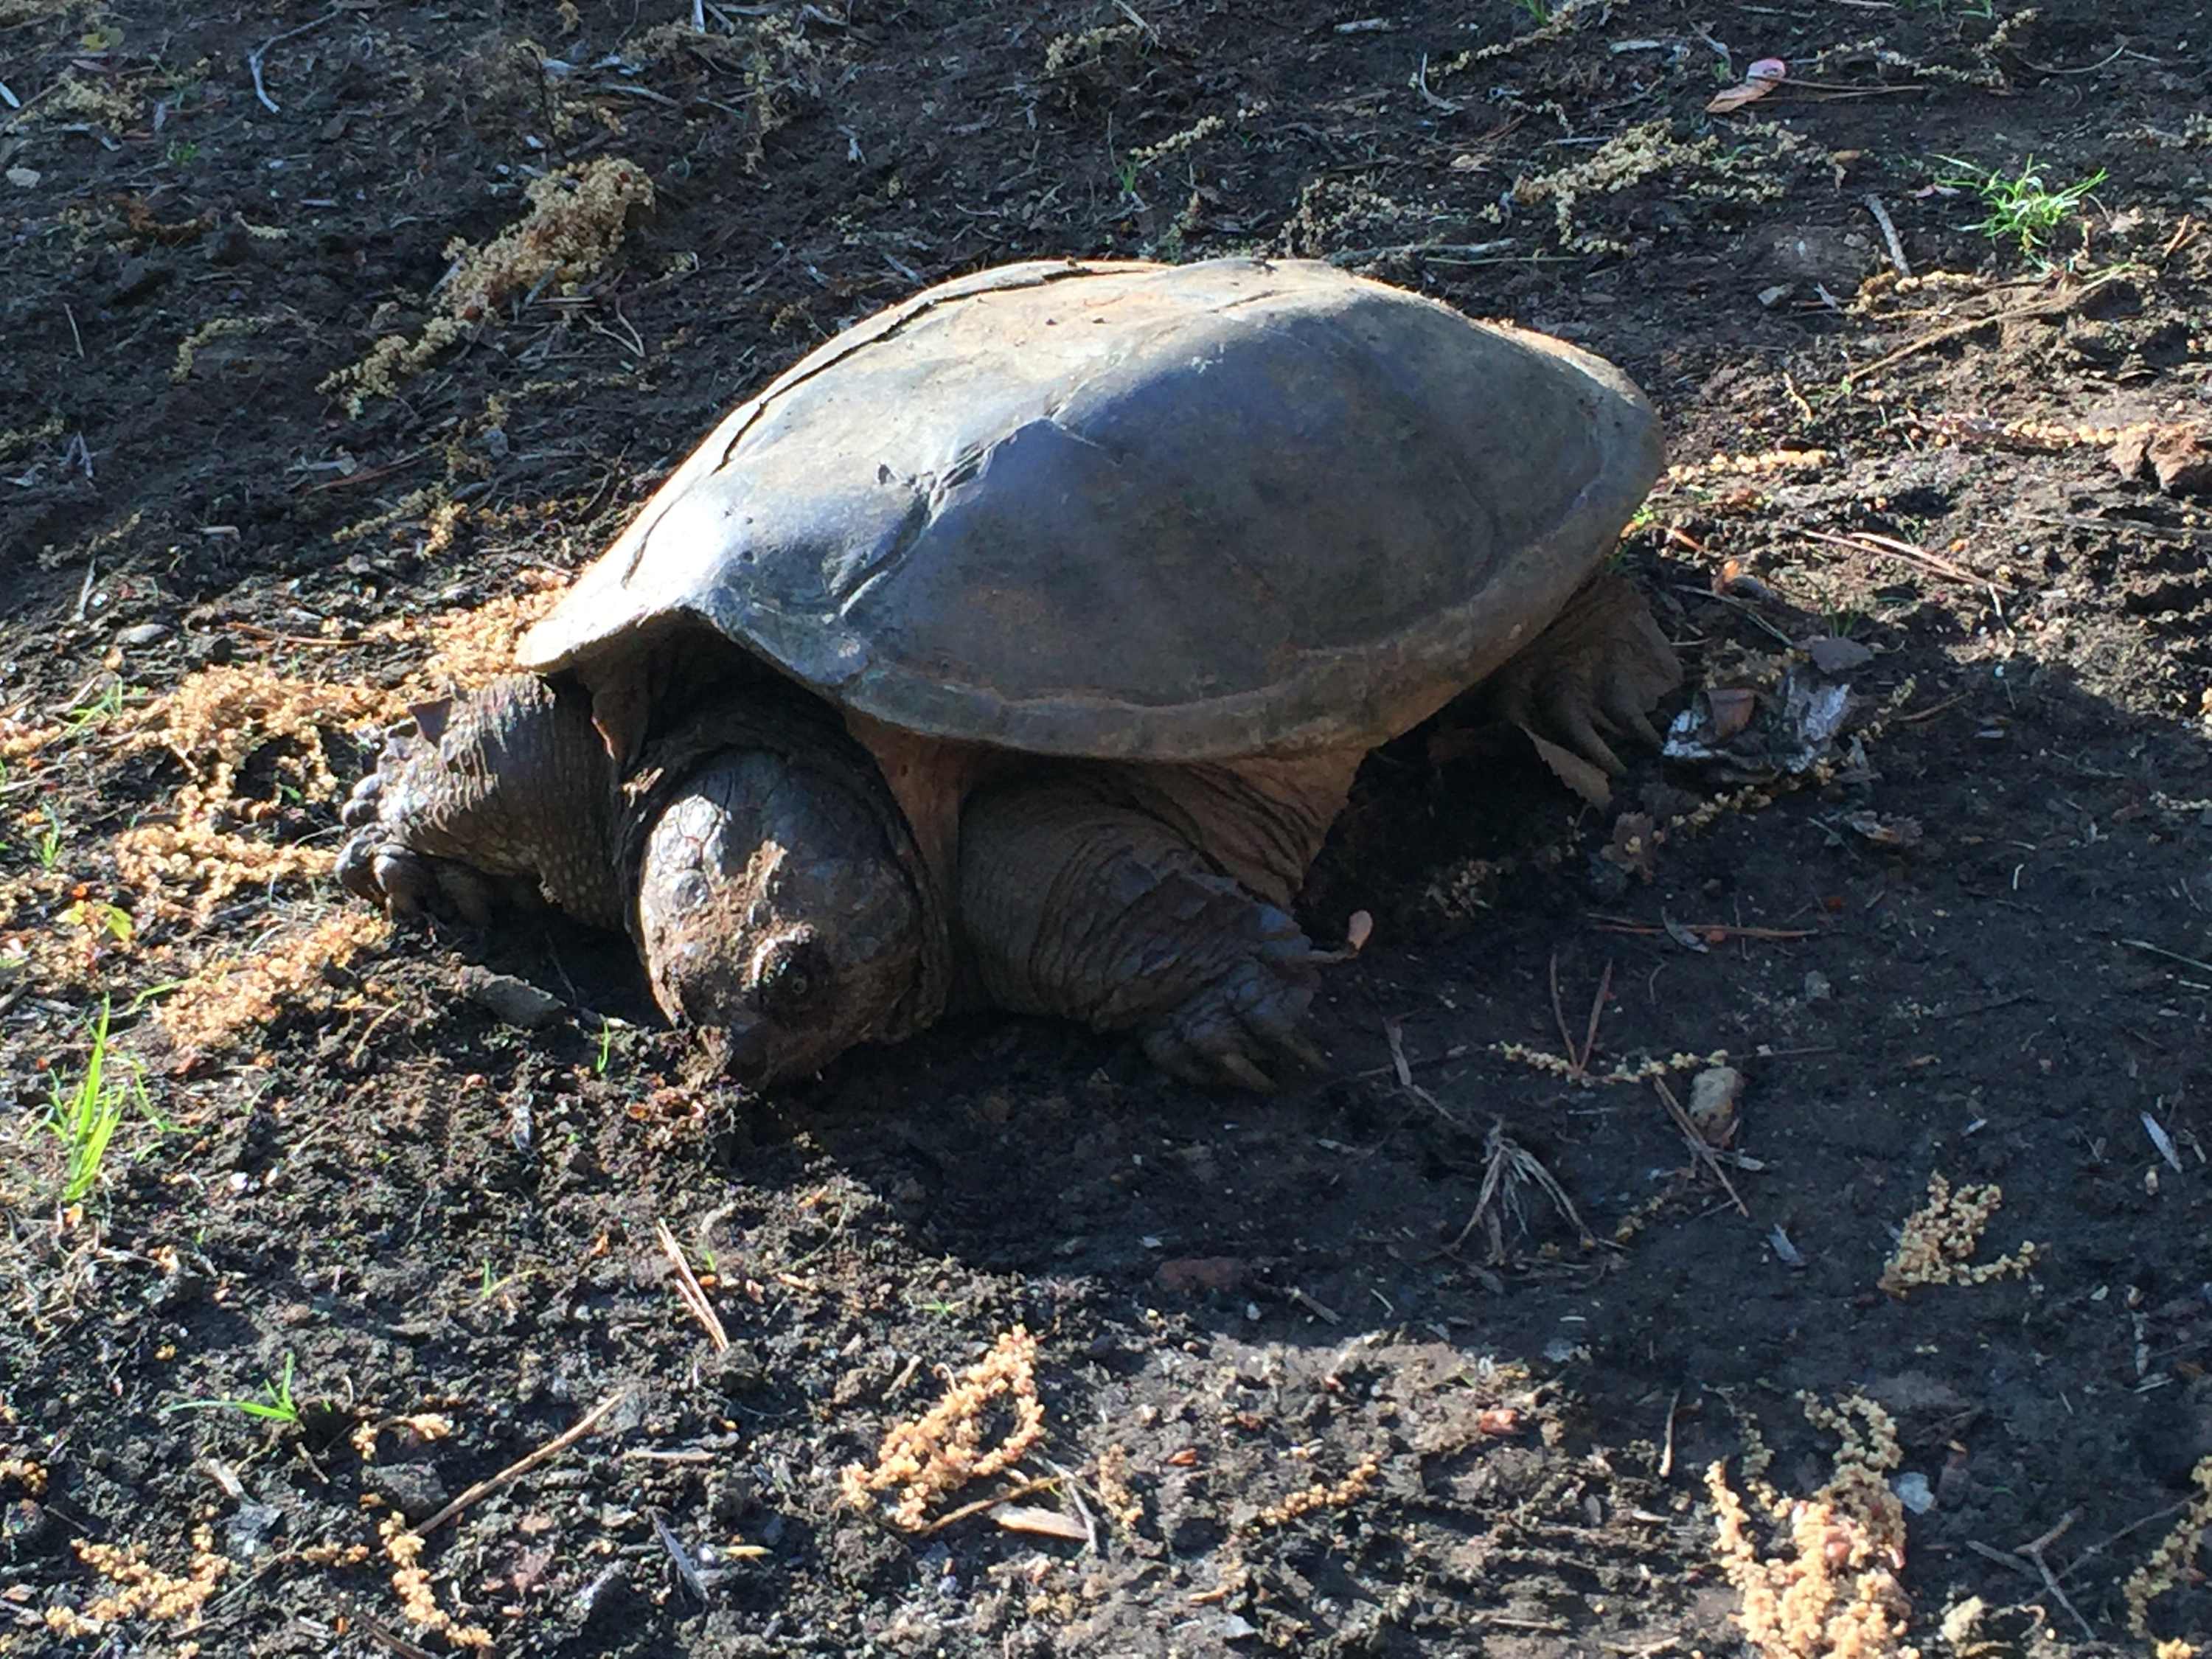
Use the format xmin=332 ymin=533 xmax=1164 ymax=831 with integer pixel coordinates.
xmin=754 ymin=936 xmax=830 ymax=1020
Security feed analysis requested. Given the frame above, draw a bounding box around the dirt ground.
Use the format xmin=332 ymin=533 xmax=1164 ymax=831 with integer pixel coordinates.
xmin=4 ymin=1 xmax=2211 ymax=1654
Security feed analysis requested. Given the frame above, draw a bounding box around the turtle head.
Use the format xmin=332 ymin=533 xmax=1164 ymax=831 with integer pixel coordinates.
xmin=634 ymin=749 xmax=930 ymax=1085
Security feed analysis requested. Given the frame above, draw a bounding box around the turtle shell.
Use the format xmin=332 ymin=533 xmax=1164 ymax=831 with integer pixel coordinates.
xmin=518 ymin=257 xmax=1663 ymax=760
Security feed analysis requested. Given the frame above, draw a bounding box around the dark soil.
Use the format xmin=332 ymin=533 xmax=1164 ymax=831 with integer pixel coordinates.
xmin=4 ymin=1 xmax=2211 ymax=1655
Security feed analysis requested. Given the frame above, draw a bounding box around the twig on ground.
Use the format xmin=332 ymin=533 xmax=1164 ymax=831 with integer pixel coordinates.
xmin=1654 ymin=1077 xmax=1748 ymax=1217
xmin=1796 ymin=526 xmax=2020 ymax=594
xmin=248 ymin=11 xmax=340 ymax=115
xmin=1848 ymin=273 xmax=2124 ymax=385
xmin=1863 ymin=195 xmax=1910 ymax=277
xmin=417 ymin=1388 xmax=630 ymax=1536
xmin=657 ymin=1220 xmax=731 ymax=1352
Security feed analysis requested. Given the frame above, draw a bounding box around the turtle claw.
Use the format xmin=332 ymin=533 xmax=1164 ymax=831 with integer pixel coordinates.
xmin=1489 ymin=571 xmax=1682 ymax=780
xmin=1138 ymin=941 xmax=1324 ymax=1092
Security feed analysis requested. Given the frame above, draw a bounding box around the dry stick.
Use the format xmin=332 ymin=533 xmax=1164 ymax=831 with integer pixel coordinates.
xmin=2121 ymin=937 xmax=2212 ymax=978
xmin=1590 ymin=919 xmax=1817 ymax=942
xmin=912 ymin=1472 xmax=1060 ymax=1537
xmin=2015 ymin=1509 xmax=2096 ymax=1641
xmin=1579 ymin=961 xmax=1613 ymax=1077
xmin=656 ymin=1220 xmax=731 ymax=1352
xmin=247 ymin=10 xmax=339 ymax=115
xmin=1848 ymin=274 xmax=2124 ymax=385
xmin=1658 ymin=1387 xmax=1682 ymax=1480
xmin=1796 ymin=526 xmax=2018 ymax=594
xmin=417 ymin=1388 xmax=630 ymax=1537
xmin=1863 ymin=195 xmax=1910 ymax=278
xmin=1652 ymin=1077 xmax=1748 ymax=1217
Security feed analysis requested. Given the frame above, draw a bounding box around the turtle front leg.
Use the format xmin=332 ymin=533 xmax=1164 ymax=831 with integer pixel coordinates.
xmin=957 ymin=776 xmax=1329 ymax=1091
xmin=1485 ymin=570 xmax=1681 ymax=776
xmin=336 ymin=675 xmax=626 ymax=931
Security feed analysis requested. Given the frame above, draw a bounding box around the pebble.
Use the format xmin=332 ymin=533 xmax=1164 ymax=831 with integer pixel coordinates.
xmin=461 ymin=967 xmax=566 ymax=1029
xmin=114 ymin=622 xmax=171 ymax=647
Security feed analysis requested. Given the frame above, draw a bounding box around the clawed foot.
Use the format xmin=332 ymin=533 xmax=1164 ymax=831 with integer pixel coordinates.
xmin=332 ymin=675 xmax=625 ymax=931
xmin=1138 ymin=900 xmax=1325 ymax=1091
xmin=1489 ymin=571 xmax=1681 ymax=779
xmin=335 ymin=712 xmax=501 ymax=925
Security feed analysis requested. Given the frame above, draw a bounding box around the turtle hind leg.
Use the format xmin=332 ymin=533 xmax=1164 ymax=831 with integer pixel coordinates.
xmin=1484 ymin=571 xmax=1681 ymax=784
xmin=336 ymin=675 xmax=625 ymax=931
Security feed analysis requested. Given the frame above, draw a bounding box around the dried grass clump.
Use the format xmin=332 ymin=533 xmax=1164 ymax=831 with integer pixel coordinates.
xmin=321 ymin=157 xmax=653 ymax=413
xmin=1877 ymin=1174 xmax=2038 ymax=1297
xmin=1096 ymin=1444 xmax=1144 ymax=1532
xmin=114 ymin=665 xmax=391 ymax=923
xmin=1505 ymin=119 xmax=1820 ymax=254
xmin=841 ymin=1327 xmax=1046 ymax=1528
xmin=2124 ymin=1454 xmax=2212 ymax=1646
xmin=1 ymin=713 xmax=63 ymax=766
xmin=380 ymin=1514 xmax=493 ymax=1650
xmin=370 ymin=577 xmax=569 ymax=698
xmin=171 ymin=314 xmax=282 ymax=382
xmin=1707 ymin=1394 xmax=1912 ymax=1659
xmin=1666 ymin=449 xmax=1834 ymax=484
xmin=0 ymin=1455 xmax=49 ymax=1495
xmin=44 ymin=1528 xmax=229 ymax=1639
xmin=155 ymin=909 xmax=390 ymax=1055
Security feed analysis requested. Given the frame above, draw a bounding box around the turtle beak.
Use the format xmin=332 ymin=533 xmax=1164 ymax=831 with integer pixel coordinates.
xmin=719 ymin=1015 xmax=774 ymax=1086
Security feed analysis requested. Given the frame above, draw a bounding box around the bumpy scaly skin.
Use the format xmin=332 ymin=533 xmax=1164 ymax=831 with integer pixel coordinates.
xmin=952 ymin=572 xmax=1679 ymax=1090
xmin=1484 ymin=571 xmax=1682 ymax=774
xmin=959 ymin=779 xmax=1328 ymax=1091
xmin=333 ymin=575 xmax=1677 ymax=1091
xmin=336 ymin=677 xmax=625 ymax=930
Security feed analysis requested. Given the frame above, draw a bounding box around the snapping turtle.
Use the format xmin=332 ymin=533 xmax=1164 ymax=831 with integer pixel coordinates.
xmin=336 ymin=257 xmax=1677 ymax=1088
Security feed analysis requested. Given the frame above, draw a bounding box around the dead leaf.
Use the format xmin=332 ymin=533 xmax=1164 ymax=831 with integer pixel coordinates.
xmin=2112 ymin=421 xmax=2212 ymax=495
xmin=1804 ymin=635 xmax=1874 ymax=675
xmin=1520 ymin=723 xmax=1612 ymax=809
xmin=1841 ymin=810 xmax=1923 ymax=849
xmin=990 ymin=1503 xmax=1087 ymax=1542
xmin=1156 ymin=1257 xmax=1250 ymax=1295
xmin=1688 ymin=1065 xmax=1745 ymax=1146
xmin=1706 ymin=57 xmax=1785 ymax=115
xmin=1706 ymin=687 xmax=1759 ymax=740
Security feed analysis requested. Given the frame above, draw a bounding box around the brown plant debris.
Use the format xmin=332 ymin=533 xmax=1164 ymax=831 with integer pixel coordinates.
xmin=380 ymin=1514 xmax=493 ymax=1649
xmin=2123 ymin=1454 xmax=2212 ymax=1644
xmin=321 ymin=156 xmax=653 ymax=412
xmin=1096 ymin=1444 xmax=1144 ymax=1532
xmin=1248 ymin=1453 xmax=1383 ymax=1531
xmin=841 ymin=1327 xmax=1046 ymax=1529
xmin=43 ymin=1528 xmax=230 ymax=1640
xmin=1706 ymin=1394 xmax=1912 ymax=1658
xmin=0 ymin=1455 xmax=49 ymax=1495
xmin=154 ymin=909 xmax=391 ymax=1056
xmin=114 ymin=664 xmax=390 ymax=921
xmin=1877 ymin=1174 xmax=2039 ymax=1297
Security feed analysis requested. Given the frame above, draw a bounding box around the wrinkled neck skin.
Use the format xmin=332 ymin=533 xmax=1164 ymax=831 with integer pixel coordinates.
xmin=613 ymin=686 xmax=953 ymax=1085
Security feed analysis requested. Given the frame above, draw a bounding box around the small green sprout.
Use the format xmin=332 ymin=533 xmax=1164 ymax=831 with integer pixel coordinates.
xmin=36 ymin=806 xmax=64 ymax=871
xmin=48 ymin=1000 xmax=142 ymax=1205
xmin=1937 ymin=155 xmax=2107 ymax=259
xmin=162 ymin=1353 xmax=301 ymax=1425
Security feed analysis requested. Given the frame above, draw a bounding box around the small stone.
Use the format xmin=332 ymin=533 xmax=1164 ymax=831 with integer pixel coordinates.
xmin=1687 ymin=1066 xmax=1745 ymax=1145
xmin=114 ymin=622 xmax=172 ymax=647
xmin=1892 ymin=1470 xmax=1935 ymax=1515
xmin=460 ymin=967 xmax=565 ymax=1029
xmin=224 ymin=1500 xmax=285 ymax=1558
xmin=1803 ymin=970 xmax=1833 ymax=1002
xmin=362 ymin=1461 xmax=449 ymax=1522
